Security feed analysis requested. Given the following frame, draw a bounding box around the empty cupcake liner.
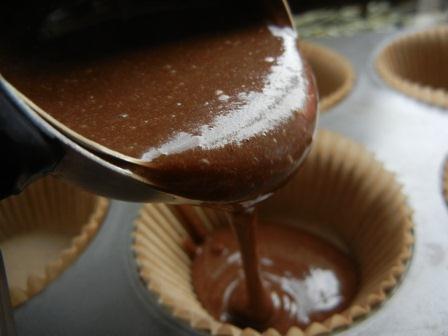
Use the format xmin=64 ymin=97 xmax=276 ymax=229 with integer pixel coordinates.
xmin=300 ymin=41 xmax=355 ymax=112
xmin=375 ymin=25 xmax=448 ymax=109
xmin=132 ymin=130 xmax=414 ymax=336
xmin=0 ymin=176 xmax=108 ymax=307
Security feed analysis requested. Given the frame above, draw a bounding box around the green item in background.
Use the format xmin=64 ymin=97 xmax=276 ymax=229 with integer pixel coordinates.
xmin=294 ymin=2 xmax=414 ymax=37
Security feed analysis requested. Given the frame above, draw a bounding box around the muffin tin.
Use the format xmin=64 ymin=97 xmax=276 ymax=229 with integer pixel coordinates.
xmin=444 ymin=157 xmax=448 ymax=206
xmin=12 ymin=29 xmax=448 ymax=335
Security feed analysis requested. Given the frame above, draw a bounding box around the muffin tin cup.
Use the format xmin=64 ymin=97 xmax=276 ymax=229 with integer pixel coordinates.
xmin=132 ymin=130 xmax=414 ymax=336
xmin=375 ymin=26 xmax=448 ymax=109
xmin=0 ymin=176 xmax=108 ymax=307
xmin=300 ymin=41 xmax=355 ymax=112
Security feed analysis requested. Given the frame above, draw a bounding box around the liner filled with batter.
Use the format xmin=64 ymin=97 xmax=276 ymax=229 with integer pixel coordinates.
xmin=132 ymin=130 xmax=414 ymax=336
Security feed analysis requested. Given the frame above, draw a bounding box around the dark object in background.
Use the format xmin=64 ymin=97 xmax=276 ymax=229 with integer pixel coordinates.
xmin=0 ymin=0 xmax=260 ymax=44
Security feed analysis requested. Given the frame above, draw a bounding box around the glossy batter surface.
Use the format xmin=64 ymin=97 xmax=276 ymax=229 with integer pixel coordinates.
xmin=192 ymin=220 xmax=358 ymax=333
xmin=0 ymin=18 xmax=317 ymax=202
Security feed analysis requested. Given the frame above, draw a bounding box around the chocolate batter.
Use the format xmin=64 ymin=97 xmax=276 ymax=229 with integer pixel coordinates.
xmin=0 ymin=14 xmax=317 ymax=203
xmin=192 ymin=217 xmax=358 ymax=333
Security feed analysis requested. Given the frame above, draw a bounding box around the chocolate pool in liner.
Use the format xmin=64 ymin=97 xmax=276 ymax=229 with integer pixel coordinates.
xmin=132 ymin=130 xmax=414 ymax=336
xmin=0 ymin=176 xmax=108 ymax=307
xmin=300 ymin=42 xmax=355 ymax=112
xmin=376 ymin=26 xmax=448 ymax=109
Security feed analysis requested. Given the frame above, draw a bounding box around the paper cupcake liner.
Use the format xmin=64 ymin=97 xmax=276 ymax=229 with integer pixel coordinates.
xmin=132 ymin=130 xmax=414 ymax=336
xmin=375 ymin=25 xmax=448 ymax=109
xmin=0 ymin=176 xmax=108 ymax=307
xmin=300 ymin=41 xmax=355 ymax=112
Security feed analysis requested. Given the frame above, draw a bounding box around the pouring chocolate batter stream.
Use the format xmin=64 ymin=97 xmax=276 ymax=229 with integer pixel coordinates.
xmin=0 ymin=2 xmax=358 ymax=332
